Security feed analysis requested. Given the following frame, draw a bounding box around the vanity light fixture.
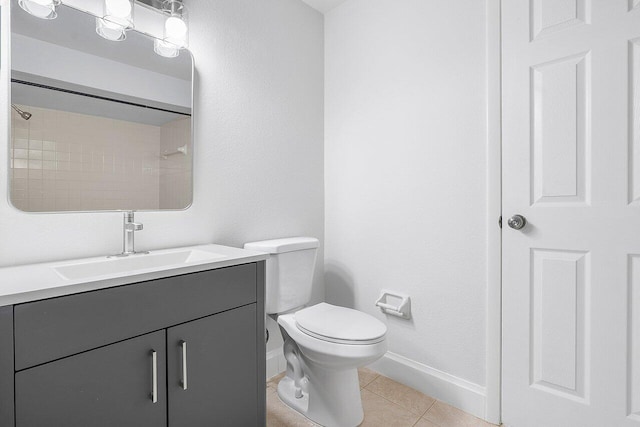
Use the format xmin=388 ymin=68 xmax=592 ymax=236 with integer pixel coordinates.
xmin=96 ymin=0 xmax=134 ymax=41
xmin=96 ymin=17 xmax=127 ymax=41
xmin=154 ymin=38 xmax=179 ymax=58
xmin=17 ymin=0 xmax=60 ymax=20
xmin=102 ymin=0 xmax=134 ymax=29
xmin=17 ymin=0 xmax=190 ymax=58
xmin=161 ymin=0 xmax=188 ymax=50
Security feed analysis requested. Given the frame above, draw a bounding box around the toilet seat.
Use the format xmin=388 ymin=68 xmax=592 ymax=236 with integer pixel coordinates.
xmin=295 ymin=303 xmax=387 ymax=345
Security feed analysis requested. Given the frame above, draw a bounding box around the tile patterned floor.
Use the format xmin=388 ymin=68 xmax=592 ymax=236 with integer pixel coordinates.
xmin=266 ymin=368 xmax=498 ymax=427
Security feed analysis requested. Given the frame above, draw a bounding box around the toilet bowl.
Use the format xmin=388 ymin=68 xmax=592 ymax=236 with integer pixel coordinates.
xmin=244 ymin=237 xmax=387 ymax=427
xmin=276 ymin=303 xmax=387 ymax=426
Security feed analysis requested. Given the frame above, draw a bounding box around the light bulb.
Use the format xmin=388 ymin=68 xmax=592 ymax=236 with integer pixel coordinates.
xmin=164 ymin=16 xmax=188 ymax=48
xmin=102 ymin=0 xmax=134 ymax=30
xmin=96 ymin=17 xmax=127 ymax=41
xmin=166 ymin=16 xmax=187 ymax=37
xmin=105 ymin=0 xmax=132 ymax=18
xmin=18 ymin=0 xmax=60 ymax=19
xmin=154 ymin=39 xmax=180 ymax=58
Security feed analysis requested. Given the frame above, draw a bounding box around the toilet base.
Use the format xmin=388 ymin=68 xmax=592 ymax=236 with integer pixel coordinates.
xmin=277 ymin=363 xmax=364 ymax=427
xmin=277 ymin=376 xmax=310 ymax=416
xmin=274 ymin=312 xmax=386 ymax=426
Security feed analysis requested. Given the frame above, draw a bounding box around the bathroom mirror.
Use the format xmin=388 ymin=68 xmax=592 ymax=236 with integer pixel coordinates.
xmin=8 ymin=0 xmax=194 ymax=212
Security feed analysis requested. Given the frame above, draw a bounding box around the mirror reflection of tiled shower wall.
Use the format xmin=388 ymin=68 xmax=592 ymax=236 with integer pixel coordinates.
xmin=159 ymin=117 xmax=192 ymax=209
xmin=10 ymin=105 xmax=191 ymax=212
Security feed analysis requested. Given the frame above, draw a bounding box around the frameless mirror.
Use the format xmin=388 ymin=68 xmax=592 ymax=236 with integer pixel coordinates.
xmin=9 ymin=0 xmax=193 ymax=212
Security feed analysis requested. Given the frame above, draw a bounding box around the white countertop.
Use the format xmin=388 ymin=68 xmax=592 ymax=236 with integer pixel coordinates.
xmin=0 ymin=244 xmax=268 ymax=307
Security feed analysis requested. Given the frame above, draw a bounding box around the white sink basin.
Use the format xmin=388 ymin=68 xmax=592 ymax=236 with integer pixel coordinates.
xmin=54 ymin=249 xmax=226 ymax=281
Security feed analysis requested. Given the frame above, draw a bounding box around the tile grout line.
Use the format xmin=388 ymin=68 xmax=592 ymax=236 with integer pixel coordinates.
xmin=416 ymin=399 xmax=440 ymax=427
xmin=362 ymin=385 xmax=426 ymax=421
xmin=359 ymin=373 xmax=380 ymax=389
xmin=363 ymin=375 xmax=437 ymax=418
xmin=422 ymin=398 xmax=437 ymax=416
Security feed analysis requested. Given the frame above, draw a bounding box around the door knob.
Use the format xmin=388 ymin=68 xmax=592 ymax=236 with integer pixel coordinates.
xmin=507 ymin=214 xmax=527 ymax=230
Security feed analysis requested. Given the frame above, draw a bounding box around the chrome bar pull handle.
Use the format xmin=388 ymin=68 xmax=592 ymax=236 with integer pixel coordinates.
xmin=180 ymin=341 xmax=188 ymax=391
xmin=150 ymin=350 xmax=158 ymax=403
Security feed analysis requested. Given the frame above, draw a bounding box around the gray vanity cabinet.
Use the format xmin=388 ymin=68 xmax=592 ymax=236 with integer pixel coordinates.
xmin=167 ymin=304 xmax=258 ymax=427
xmin=0 ymin=261 xmax=266 ymax=427
xmin=15 ymin=330 xmax=168 ymax=427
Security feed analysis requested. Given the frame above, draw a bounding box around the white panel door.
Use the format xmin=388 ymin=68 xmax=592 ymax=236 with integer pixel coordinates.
xmin=502 ymin=1 xmax=640 ymax=426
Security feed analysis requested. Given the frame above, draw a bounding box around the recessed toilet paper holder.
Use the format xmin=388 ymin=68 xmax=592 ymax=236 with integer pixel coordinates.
xmin=375 ymin=291 xmax=411 ymax=319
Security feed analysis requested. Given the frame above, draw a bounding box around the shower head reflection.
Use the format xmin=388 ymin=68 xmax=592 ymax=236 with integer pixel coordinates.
xmin=11 ymin=104 xmax=32 ymax=120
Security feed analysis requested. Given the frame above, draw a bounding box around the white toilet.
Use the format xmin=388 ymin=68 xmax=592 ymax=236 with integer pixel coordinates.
xmin=244 ymin=237 xmax=387 ymax=427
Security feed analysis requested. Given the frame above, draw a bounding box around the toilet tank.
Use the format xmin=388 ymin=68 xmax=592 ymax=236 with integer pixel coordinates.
xmin=244 ymin=237 xmax=319 ymax=315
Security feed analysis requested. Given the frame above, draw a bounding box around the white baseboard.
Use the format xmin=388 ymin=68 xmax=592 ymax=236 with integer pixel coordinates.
xmin=266 ymin=348 xmax=286 ymax=379
xmin=369 ymin=352 xmax=488 ymax=421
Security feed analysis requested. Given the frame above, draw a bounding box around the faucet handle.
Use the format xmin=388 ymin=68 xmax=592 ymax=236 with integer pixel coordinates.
xmin=133 ymin=223 xmax=143 ymax=231
xmin=125 ymin=222 xmax=143 ymax=231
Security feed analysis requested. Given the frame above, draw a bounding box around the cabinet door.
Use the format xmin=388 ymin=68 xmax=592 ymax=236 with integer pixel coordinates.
xmin=15 ymin=330 xmax=167 ymax=427
xmin=168 ymin=304 xmax=257 ymax=427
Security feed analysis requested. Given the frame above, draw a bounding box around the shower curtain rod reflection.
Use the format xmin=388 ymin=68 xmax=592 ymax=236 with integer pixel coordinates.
xmin=11 ymin=79 xmax=191 ymax=117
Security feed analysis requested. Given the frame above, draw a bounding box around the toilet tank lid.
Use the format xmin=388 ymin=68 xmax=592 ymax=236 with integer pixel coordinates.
xmin=244 ymin=237 xmax=319 ymax=254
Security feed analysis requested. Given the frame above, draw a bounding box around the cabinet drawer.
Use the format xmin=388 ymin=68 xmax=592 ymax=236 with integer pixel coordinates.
xmin=14 ymin=263 xmax=256 ymax=370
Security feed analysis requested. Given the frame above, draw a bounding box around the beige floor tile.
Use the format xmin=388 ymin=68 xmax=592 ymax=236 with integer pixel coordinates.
xmin=365 ymin=375 xmax=436 ymax=416
xmin=358 ymin=367 xmax=380 ymax=388
xmin=265 ymin=372 xmax=496 ymax=427
xmin=423 ymin=401 xmax=495 ymax=427
xmin=360 ymin=389 xmax=421 ymax=427
xmin=413 ymin=418 xmax=440 ymax=427
xmin=267 ymin=372 xmax=286 ymax=391
xmin=266 ymin=387 xmax=318 ymax=427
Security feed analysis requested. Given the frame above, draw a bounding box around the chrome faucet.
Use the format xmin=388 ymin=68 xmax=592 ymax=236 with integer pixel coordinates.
xmin=113 ymin=211 xmax=147 ymax=257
